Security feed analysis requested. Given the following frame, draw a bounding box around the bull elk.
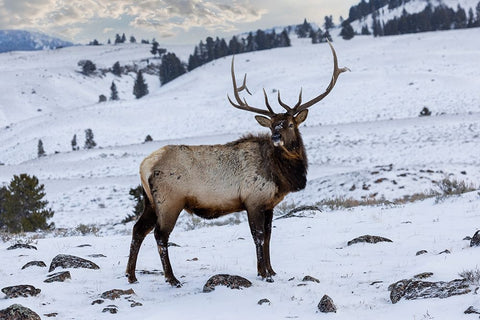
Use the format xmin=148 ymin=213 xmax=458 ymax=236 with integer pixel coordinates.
xmin=126 ymin=41 xmax=348 ymax=287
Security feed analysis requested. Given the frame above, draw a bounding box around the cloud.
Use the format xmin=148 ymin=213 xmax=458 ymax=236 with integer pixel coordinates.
xmin=0 ymin=0 xmax=265 ymax=40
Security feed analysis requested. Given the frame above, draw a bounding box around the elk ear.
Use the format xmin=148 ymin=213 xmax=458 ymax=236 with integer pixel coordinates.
xmin=294 ymin=109 xmax=308 ymax=125
xmin=255 ymin=115 xmax=272 ymax=128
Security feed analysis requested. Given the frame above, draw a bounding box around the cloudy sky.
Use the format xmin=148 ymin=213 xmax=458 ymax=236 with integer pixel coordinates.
xmin=0 ymin=0 xmax=358 ymax=45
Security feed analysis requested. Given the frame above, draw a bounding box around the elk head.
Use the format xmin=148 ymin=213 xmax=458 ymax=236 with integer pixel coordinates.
xmin=228 ymin=41 xmax=349 ymax=153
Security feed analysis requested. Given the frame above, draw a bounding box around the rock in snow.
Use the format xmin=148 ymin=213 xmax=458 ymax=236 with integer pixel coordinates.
xmin=347 ymin=235 xmax=393 ymax=246
xmin=203 ymin=274 xmax=252 ymax=292
xmin=48 ymin=254 xmax=99 ymax=272
xmin=470 ymin=230 xmax=480 ymax=247
xmin=0 ymin=304 xmax=41 ymax=320
xmin=318 ymin=295 xmax=337 ymax=313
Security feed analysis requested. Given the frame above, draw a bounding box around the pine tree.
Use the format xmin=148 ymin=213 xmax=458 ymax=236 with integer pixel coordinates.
xmin=71 ymin=134 xmax=79 ymax=151
xmin=151 ymin=40 xmax=159 ymax=56
xmin=114 ymin=33 xmax=122 ymax=44
xmin=112 ymin=61 xmax=122 ymax=76
xmin=159 ymin=53 xmax=186 ymax=85
xmin=340 ymin=21 xmax=355 ymax=40
xmin=110 ymin=81 xmax=119 ymax=101
xmin=84 ymin=129 xmax=97 ymax=149
xmin=324 ymin=15 xmax=335 ymax=30
xmin=130 ymin=36 xmax=136 ymax=43
xmin=37 ymin=139 xmax=46 ymax=158
xmin=121 ymin=33 xmax=127 ymax=43
xmin=0 ymin=174 xmax=54 ymax=233
xmin=133 ymin=71 xmax=149 ymax=99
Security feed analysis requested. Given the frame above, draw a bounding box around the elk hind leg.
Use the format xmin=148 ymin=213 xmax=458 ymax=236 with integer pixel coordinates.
xmin=247 ymin=207 xmax=271 ymax=282
xmin=153 ymin=205 xmax=182 ymax=287
xmin=126 ymin=196 xmax=157 ymax=283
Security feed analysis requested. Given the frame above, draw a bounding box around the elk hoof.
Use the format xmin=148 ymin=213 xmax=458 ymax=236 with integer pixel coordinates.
xmin=126 ymin=273 xmax=138 ymax=284
xmin=266 ymin=276 xmax=274 ymax=283
xmin=167 ymin=278 xmax=182 ymax=288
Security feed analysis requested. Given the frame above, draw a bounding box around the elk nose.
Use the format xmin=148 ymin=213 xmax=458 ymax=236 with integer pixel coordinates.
xmin=272 ymin=133 xmax=282 ymax=146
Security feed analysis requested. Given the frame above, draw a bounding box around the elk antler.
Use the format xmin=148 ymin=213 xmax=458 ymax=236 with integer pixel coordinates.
xmin=227 ymin=56 xmax=276 ymax=117
xmin=278 ymin=40 xmax=350 ymax=115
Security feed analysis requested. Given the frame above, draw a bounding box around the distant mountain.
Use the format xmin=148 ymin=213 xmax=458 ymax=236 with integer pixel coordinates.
xmin=347 ymin=0 xmax=480 ymax=35
xmin=0 ymin=30 xmax=73 ymax=53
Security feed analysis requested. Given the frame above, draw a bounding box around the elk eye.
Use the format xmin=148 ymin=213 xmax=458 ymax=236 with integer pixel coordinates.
xmin=288 ymin=123 xmax=294 ymax=128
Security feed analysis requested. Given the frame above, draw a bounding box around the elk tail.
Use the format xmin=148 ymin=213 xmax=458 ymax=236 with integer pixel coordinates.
xmin=139 ymin=147 xmax=166 ymax=209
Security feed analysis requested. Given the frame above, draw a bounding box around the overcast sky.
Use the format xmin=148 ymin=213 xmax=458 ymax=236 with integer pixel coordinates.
xmin=0 ymin=0 xmax=358 ymax=45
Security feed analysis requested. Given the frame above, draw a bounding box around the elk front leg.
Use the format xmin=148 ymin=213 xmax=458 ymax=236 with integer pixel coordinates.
xmin=263 ymin=209 xmax=276 ymax=277
xmin=126 ymin=204 xmax=156 ymax=283
xmin=247 ymin=207 xmax=272 ymax=282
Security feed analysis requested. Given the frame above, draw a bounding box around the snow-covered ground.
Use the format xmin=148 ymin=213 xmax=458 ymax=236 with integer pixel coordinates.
xmin=0 ymin=28 xmax=479 ymax=319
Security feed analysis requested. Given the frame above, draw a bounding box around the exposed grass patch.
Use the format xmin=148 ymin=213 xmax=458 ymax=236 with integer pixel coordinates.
xmin=459 ymin=267 xmax=480 ymax=285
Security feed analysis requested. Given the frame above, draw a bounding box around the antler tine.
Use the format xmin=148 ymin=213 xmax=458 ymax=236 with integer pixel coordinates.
xmin=277 ymin=91 xmax=293 ymax=113
xmin=227 ymin=56 xmax=275 ymax=117
xmin=262 ymin=88 xmax=275 ymax=114
xmin=292 ymin=40 xmax=350 ymax=115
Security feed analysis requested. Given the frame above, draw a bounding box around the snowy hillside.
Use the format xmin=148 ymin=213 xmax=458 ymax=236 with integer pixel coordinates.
xmin=0 ymin=28 xmax=479 ymax=319
xmin=351 ymin=0 xmax=480 ymax=32
xmin=0 ymin=30 xmax=73 ymax=53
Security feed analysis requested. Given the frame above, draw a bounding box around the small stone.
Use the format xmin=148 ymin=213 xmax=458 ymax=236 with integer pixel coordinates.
xmin=7 ymin=243 xmax=37 ymax=250
xmin=21 ymin=261 xmax=47 ymax=270
xmin=389 ymin=278 xmax=470 ymax=304
xmin=0 ymin=304 xmax=41 ymax=320
xmin=347 ymin=235 xmax=393 ymax=246
xmin=49 ymin=254 xmax=99 ymax=272
xmin=257 ymin=298 xmax=271 ymax=305
xmin=87 ymin=254 xmax=107 ymax=258
xmin=302 ymin=275 xmax=320 ymax=283
xmin=44 ymin=271 xmax=71 ymax=283
xmin=203 ymin=274 xmax=252 ymax=292
xmin=463 ymin=236 xmax=472 ymax=241
xmin=416 ymin=250 xmax=428 ymax=256
xmin=470 ymin=230 xmax=480 ymax=247
xmin=2 ymin=285 xmax=41 ymax=298
xmin=414 ymin=272 xmax=434 ymax=279
xmin=464 ymin=306 xmax=480 ymax=314
xmin=317 ymin=295 xmax=336 ymax=313
xmin=44 ymin=313 xmax=58 ymax=318
xmin=91 ymin=299 xmax=104 ymax=305
xmin=101 ymin=288 xmax=135 ymax=300
xmin=130 ymin=301 xmax=143 ymax=308
xmin=438 ymin=249 xmax=451 ymax=255
xmin=77 ymin=244 xmax=92 ymax=248
xmin=102 ymin=305 xmax=118 ymax=314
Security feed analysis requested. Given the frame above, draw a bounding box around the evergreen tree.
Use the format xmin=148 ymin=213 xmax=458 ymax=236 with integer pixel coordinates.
xmin=121 ymin=33 xmax=127 ymax=43
xmin=130 ymin=36 xmax=136 ymax=43
xmin=79 ymin=60 xmax=96 ymax=76
xmin=37 ymin=139 xmax=45 ymax=158
xmin=228 ymin=36 xmax=243 ymax=55
xmin=0 ymin=174 xmax=54 ymax=233
xmin=187 ymin=46 xmax=201 ymax=71
xmin=454 ymin=5 xmax=467 ymax=29
xmin=151 ymin=40 xmax=159 ymax=56
xmin=361 ymin=24 xmax=371 ymax=35
xmin=84 ymin=129 xmax=97 ymax=149
xmin=133 ymin=71 xmax=149 ymax=98
xmin=107 ymin=38 xmax=111 ymax=44
xmin=296 ymin=18 xmax=313 ymax=38
xmin=324 ymin=15 xmax=335 ymax=30
xmin=278 ymin=29 xmax=291 ymax=47
xmin=340 ymin=21 xmax=355 ymax=40
xmin=159 ymin=53 xmax=186 ymax=85
xmin=110 ymin=81 xmax=119 ymax=101
xmin=467 ymin=8 xmax=475 ymax=27
xmin=112 ymin=61 xmax=122 ymax=76
xmin=71 ymin=134 xmax=79 ymax=151
xmin=114 ymin=33 xmax=122 ymax=44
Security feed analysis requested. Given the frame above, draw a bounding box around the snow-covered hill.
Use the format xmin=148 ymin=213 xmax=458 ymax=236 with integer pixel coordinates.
xmin=0 ymin=28 xmax=479 ymax=319
xmin=351 ymin=0 xmax=480 ymax=32
xmin=0 ymin=30 xmax=73 ymax=53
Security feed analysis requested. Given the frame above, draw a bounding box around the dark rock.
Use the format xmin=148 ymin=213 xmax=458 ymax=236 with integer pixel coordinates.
xmin=438 ymin=249 xmax=451 ymax=255
xmin=414 ymin=272 xmax=434 ymax=279
xmin=464 ymin=306 xmax=480 ymax=314
xmin=168 ymin=242 xmax=180 ymax=247
xmin=101 ymin=288 xmax=135 ymax=300
xmin=21 ymin=261 xmax=47 ymax=270
xmin=0 ymin=304 xmax=41 ymax=320
xmin=464 ymin=236 xmax=472 ymax=241
xmin=203 ymin=274 xmax=252 ymax=292
xmin=2 ymin=285 xmax=41 ymax=298
xmin=91 ymin=299 xmax=104 ymax=305
xmin=389 ymin=278 xmax=471 ymax=304
xmin=317 ymin=295 xmax=336 ymax=313
xmin=416 ymin=250 xmax=428 ymax=256
xmin=347 ymin=235 xmax=393 ymax=246
xmin=130 ymin=301 xmax=143 ymax=307
xmin=87 ymin=254 xmax=107 ymax=258
xmin=257 ymin=298 xmax=271 ymax=305
xmin=102 ymin=305 xmax=118 ymax=314
xmin=44 ymin=313 xmax=58 ymax=317
xmin=44 ymin=271 xmax=71 ymax=283
xmin=302 ymin=275 xmax=320 ymax=283
xmin=7 ymin=243 xmax=37 ymax=250
xmin=470 ymin=230 xmax=480 ymax=247
xmin=49 ymin=254 xmax=99 ymax=272
xmin=77 ymin=244 xmax=92 ymax=247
